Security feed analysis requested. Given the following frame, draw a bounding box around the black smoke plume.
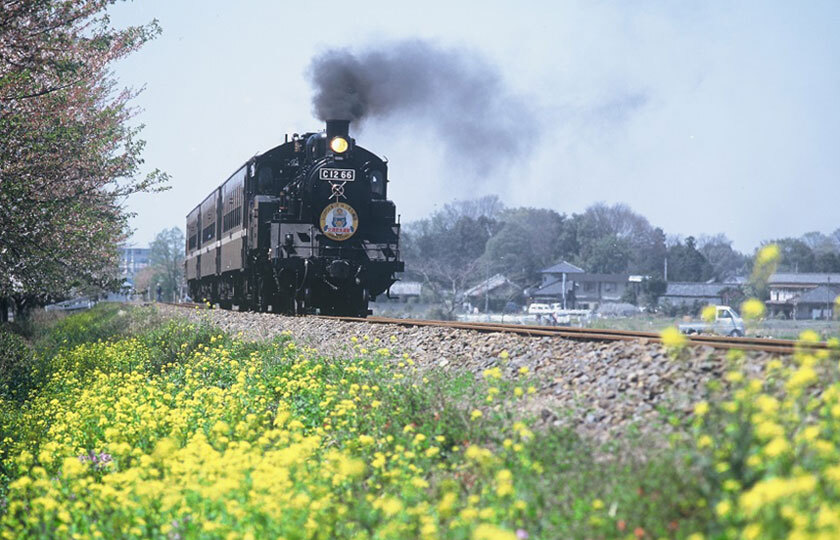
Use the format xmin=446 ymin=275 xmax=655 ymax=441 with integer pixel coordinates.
xmin=307 ymin=40 xmax=539 ymax=171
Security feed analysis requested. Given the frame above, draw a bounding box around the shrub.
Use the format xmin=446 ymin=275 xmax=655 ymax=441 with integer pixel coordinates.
xmin=0 ymin=329 xmax=38 ymax=402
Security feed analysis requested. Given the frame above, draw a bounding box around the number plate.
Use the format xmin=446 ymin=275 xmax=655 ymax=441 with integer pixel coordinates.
xmin=320 ymin=168 xmax=355 ymax=181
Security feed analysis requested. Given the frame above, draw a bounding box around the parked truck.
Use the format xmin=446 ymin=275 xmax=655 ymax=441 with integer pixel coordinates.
xmin=678 ymin=305 xmax=745 ymax=337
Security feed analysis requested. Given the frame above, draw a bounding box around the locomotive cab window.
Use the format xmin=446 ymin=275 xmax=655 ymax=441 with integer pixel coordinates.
xmin=369 ymin=169 xmax=385 ymax=198
xmin=257 ymin=165 xmax=274 ymax=193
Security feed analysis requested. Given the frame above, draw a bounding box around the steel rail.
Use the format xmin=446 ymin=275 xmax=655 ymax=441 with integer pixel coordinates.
xmin=318 ymin=315 xmax=828 ymax=355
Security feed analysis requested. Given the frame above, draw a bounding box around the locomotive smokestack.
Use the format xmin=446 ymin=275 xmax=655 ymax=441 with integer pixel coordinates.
xmin=326 ymin=119 xmax=350 ymax=139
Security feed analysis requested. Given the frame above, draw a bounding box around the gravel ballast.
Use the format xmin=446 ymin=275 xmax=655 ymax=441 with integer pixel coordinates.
xmin=155 ymin=304 xmax=778 ymax=438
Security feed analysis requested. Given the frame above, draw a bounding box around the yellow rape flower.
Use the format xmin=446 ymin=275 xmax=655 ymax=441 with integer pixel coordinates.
xmin=410 ymin=477 xmax=429 ymax=489
xmin=755 ymin=244 xmax=780 ymax=267
xmin=438 ymin=492 xmax=458 ymax=517
xmin=798 ymin=329 xmax=820 ymax=344
xmin=786 ymin=366 xmax=817 ymax=391
xmin=378 ymin=497 xmax=403 ymax=517
xmin=482 ymin=367 xmax=502 ymax=380
xmin=660 ymin=326 xmax=686 ymax=353
xmin=472 ymin=524 xmax=517 ymax=540
xmin=740 ymin=298 xmax=766 ymax=321
xmin=763 ymin=437 xmax=790 ymax=458
xmin=725 ymin=371 xmax=744 ymax=383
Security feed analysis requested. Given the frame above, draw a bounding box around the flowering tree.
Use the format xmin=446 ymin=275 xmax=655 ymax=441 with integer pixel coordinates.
xmin=0 ymin=0 xmax=166 ymax=319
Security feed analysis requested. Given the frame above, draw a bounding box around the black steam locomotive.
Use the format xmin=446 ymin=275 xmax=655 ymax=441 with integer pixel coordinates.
xmin=185 ymin=120 xmax=403 ymax=316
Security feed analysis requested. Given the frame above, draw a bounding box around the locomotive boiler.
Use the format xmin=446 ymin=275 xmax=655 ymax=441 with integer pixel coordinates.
xmin=184 ymin=120 xmax=403 ymax=316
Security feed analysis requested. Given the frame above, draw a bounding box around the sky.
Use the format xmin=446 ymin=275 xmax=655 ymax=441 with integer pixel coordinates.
xmin=108 ymin=0 xmax=840 ymax=253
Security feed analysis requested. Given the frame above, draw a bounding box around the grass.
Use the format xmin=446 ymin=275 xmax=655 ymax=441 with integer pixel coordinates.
xmin=2 ymin=304 xmax=838 ymax=538
xmin=0 ymin=305 xmax=715 ymax=539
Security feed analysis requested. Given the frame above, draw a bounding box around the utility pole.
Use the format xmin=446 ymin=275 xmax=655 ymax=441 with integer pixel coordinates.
xmin=484 ymin=259 xmax=489 ymax=315
xmin=562 ymin=272 xmax=567 ymax=310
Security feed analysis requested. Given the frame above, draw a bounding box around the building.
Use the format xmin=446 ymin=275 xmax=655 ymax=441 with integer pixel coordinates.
xmin=386 ymin=281 xmax=423 ymax=302
xmin=120 ymin=247 xmax=150 ymax=280
xmin=529 ymin=261 xmax=641 ymax=310
xmin=463 ymin=274 xmax=522 ymax=312
xmin=658 ymin=282 xmax=736 ymax=308
xmin=766 ymin=273 xmax=840 ymax=319
xmin=790 ymin=285 xmax=839 ymax=320
xmin=530 ymin=261 xmax=583 ymax=308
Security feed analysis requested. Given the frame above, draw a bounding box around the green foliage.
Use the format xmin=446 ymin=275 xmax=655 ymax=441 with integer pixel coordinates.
xmin=0 ymin=306 xmax=714 ymax=539
xmin=0 ymin=0 xmax=166 ymax=310
xmin=483 ymin=222 xmax=539 ymax=282
xmin=582 ymin=234 xmax=633 ymax=274
xmin=0 ymin=329 xmax=37 ymax=402
xmin=140 ymin=319 xmax=219 ymax=374
xmin=699 ymin=234 xmax=749 ymax=281
xmin=148 ymin=227 xmax=186 ymax=302
xmin=667 ymin=236 xmax=714 ymax=282
xmin=684 ymin=342 xmax=840 ymax=539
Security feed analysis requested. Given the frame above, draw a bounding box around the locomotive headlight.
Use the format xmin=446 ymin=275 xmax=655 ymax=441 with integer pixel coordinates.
xmin=330 ymin=136 xmax=349 ymax=153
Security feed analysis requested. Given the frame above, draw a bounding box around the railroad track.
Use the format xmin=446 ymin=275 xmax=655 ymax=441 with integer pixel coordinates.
xmin=164 ymin=302 xmax=829 ymax=355
xmin=321 ymin=315 xmax=830 ymax=355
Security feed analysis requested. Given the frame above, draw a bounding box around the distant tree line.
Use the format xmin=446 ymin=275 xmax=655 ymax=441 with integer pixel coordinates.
xmin=0 ymin=1 xmax=165 ymax=321
xmin=402 ymin=196 xmax=840 ymax=312
xmin=132 ymin=228 xmax=185 ymax=303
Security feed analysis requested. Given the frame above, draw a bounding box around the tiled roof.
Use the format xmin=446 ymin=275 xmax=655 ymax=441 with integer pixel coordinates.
xmin=661 ymin=282 xmax=732 ymax=298
xmin=389 ymin=281 xmax=422 ymax=296
xmin=569 ymin=273 xmax=631 ymax=283
xmin=532 ymin=279 xmax=566 ymax=296
xmin=769 ymin=273 xmax=840 ymax=286
xmin=795 ymin=285 xmax=840 ymax=305
xmin=540 ymin=261 xmax=584 ymax=274
xmin=464 ymin=274 xmax=514 ymax=297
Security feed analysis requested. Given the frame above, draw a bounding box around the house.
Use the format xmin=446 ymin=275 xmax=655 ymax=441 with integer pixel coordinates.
xmin=120 ymin=247 xmax=150 ymax=280
xmin=464 ymin=274 xmax=522 ymax=312
xmin=658 ymin=282 xmax=736 ymax=308
xmin=766 ymin=273 xmax=840 ymax=319
xmin=530 ymin=261 xmax=582 ymax=309
xmin=387 ymin=281 xmax=423 ymax=302
xmin=790 ymin=285 xmax=839 ymax=320
xmin=572 ymin=273 xmax=636 ymax=310
xmin=538 ymin=261 xmax=584 ymax=287
xmin=529 ymin=261 xmax=640 ymax=310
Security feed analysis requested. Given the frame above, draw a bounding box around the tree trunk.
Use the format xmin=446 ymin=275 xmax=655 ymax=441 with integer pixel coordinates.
xmin=0 ymin=297 xmax=8 ymax=323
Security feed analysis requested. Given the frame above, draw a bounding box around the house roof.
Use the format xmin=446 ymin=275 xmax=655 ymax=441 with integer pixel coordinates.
xmin=531 ymin=279 xmax=566 ymax=297
xmin=540 ymin=261 xmax=584 ymax=274
xmin=569 ymin=273 xmax=631 ymax=283
xmin=464 ymin=274 xmax=515 ymax=298
xmin=661 ymin=282 xmax=732 ymax=298
xmin=769 ymin=273 xmax=840 ymax=286
xmin=795 ymin=285 xmax=840 ymax=305
xmin=389 ymin=281 xmax=422 ymax=296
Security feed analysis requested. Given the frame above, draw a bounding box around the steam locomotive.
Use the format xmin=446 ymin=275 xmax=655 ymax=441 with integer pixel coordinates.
xmin=184 ymin=120 xmax=403 ymax=316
